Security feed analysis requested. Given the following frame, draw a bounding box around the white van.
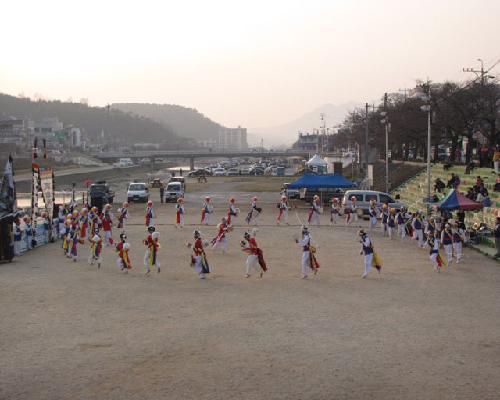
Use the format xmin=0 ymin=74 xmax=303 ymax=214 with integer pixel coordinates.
xmin=165 ymin=181 xmax=184 ymax=202
xmin=342 ymin=190 xmax=405 ymax=217
xmin=114 ymin=158 xmax=135 ymax=168
xmin=127 ymin=182 xmax=149 ymax=203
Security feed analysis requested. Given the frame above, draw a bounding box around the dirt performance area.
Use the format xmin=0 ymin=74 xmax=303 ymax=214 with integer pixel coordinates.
xmin=1 ymin=196 xmax=500 ymax=400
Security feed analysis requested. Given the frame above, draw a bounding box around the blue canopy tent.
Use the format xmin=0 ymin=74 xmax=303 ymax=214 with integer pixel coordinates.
xmin=288 ymin=173 xmax=355 ymax=189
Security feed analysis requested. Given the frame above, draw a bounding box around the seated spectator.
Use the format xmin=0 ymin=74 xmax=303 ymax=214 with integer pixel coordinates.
xmin=476 ymin=176 xmax=484 ymax=187
xmin=434 ymin=178 xmax=445 ymax=193
xmin=480 ymin=185 xmax=489 ymax=197
xmin=464 ymin=162 xmax=476 ymax=174
xmin=466 ymin=187 xmax=476 ymax=200
xmin=494 ymin=174 xmax=500 ymax=192
xmin=447 ymin=173 xmax=456 ymax=188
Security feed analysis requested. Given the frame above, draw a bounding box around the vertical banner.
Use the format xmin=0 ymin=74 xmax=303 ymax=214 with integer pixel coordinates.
xmin=40 ymin=167 xmax=54 ymax=218
xmin=32 ymin=164 xmax=40 ymax=224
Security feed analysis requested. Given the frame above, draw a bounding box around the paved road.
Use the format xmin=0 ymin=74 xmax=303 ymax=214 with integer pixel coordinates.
xmin=15 ymin=165 xmax=115 ymax=182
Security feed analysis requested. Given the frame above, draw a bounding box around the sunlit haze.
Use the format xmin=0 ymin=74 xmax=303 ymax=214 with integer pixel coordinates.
xmin=1 ymin=0 xmax=499 ymax=129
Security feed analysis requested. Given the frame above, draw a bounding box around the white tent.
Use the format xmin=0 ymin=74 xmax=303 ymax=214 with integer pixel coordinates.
xmin=306 ymin=154 xmax=327 ymax=167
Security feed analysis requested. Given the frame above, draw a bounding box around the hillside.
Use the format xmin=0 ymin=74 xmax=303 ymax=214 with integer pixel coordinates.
xmin=0 ymin=94 xmax=184 ymax=147
xmin=250 ymin=102 xmax=360 ymax=146
xmin=112 ymin=103 xmax=223 ymax=141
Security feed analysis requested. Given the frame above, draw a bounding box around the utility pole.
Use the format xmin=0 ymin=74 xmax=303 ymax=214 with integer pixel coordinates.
xmin=379 ymin=93 xmax=390 ymax=193
xmin=364 ymin=103 xmax=369 ymax=171
xmin=384 ymin=93 xmax=389 ymax=193
xmin=417 ymin=81 xmax=432 ymax=214
xmin=398 ymin=88 xmax=411 ymax=101
xmin=463 ymin=58 xmax=500 ymax=85
xmin=320 ymin=113 xmax=326 ymax=154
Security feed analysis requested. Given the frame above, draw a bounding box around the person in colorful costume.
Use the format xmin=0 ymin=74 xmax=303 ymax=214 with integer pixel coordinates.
xmin=201 ymin=196 xmax=213 ymax=225
xmin=68 ymin=222 xmax=80 ymax=261
xmin=440 ymin=223 xmax=454 ymax=265
xmin=241 ymin=229 xmax=267 ymax=278
xmin=88 ymin=207 xmax=101 ymax=241
xmin=13 ymin=217 xmax=23 ymax=256
xmin=79 ymin=208 xmax=89 ymax=240
xmin=144 ymin=227 xmax=160 ymax=274
xmin=101 ymin=212 xmax=114 ymax=247
xmin=396 ymin=207 xmax=407 ymax=238
xmin=380 ymin=204 xmax=389 ymax=236
xmin=211 ymin=217 xmax=230 ymax=254
xmin=188 ymin=230 xmax=210 ymax=279
xmin=175 ymin=197 xmax=185 ymax=228
xmin=24 ymin=216 xmax=33 ymax=250
xmin=117 ymin=202 xmax=129 ymax=229
xmin=295 ymin=226 xmax=319 ymax=279
xmin=245 ymin=196 xmax=261 ymax=225
xmin=359 ymin=229 xmax=382 ymax=278
xmin=387 ymin=208 xmax=396 ymax=239
xmin=145 ymin=200 xmax=155 ymax=227
xmin=227 ymin=197 xmax=239 ymax=225
xmin=452 ymin=221 xmax=466 ymax=263
xmin=115 ymin=233 xmax=132 ymax=273
xmin=427 ymin=232 xmax=445 ymax=272
xmin=330 ymin=197 xmax=340 ymax=225
xmin=88 ymin=229 xmax=103 ymax=269
xmin=274 ymin=195 xmax=288 ymax=225
xmin=368 ymin=200 xmax=378 ymax=232
xmin=412 ymin=211 xmax=425 ymax=248
xmin=308 ymin=195 xmax=321 ymax=226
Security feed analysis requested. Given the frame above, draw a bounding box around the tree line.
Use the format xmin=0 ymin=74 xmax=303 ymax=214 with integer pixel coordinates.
xmin=334 ymin=79 xmax=500 ymax=165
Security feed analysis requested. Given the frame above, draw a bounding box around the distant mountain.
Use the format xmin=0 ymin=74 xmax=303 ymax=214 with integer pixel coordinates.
xmin=250 ymin=102 xmax=360 ymax=147
xmin=0 ymin=93 xmax=184 ymax=146
xmin=112 ymin=103 xmax=223 ymax=141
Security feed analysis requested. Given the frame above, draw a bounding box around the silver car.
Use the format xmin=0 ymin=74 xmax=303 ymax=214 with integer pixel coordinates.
xmin=342 ymin=190 xmax=405 ymax=218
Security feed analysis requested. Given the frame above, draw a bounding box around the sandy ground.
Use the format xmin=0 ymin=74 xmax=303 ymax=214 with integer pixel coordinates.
xmin=1 ymin=191 xmax=500 ymax=400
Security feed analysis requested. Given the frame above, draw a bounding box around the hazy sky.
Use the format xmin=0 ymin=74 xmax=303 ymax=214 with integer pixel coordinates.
xmin=1 ymin=0 xmax=499 ymax=128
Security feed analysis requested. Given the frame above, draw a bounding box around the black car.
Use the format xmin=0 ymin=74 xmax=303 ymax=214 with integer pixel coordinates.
xmin=249 ymin=167 xmax=264 ymax=176
xmin=89 ymin=181 xmax=115 ymax=211
xmin=188 ymin=168 xmax=213 ymax=177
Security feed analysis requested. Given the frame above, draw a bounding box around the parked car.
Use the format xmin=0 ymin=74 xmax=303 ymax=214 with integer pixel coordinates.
xmin=249 ymin=167 xmax=264 ymax=176
xmin=213 ymin=168 xmax=226 ymax=176
xmin=169 ymin=176 xmax=186 ymax=191
xmin=240 ymin=167 xmax=250 ymax=175
xmin=139 ymin=158 xmax=151 ymax=165
xmin=89 ymin=181 xmax=115 ymax=210
xmin=188 ymin=168 xmax=212 ymax=177
xmin=342 ymin=190 xmax=405 ymax=217
xmin=113 ymin=158 xmax=134 ymax=168
xmin=127 ymin=182 xmax=149 ymax=203
xmin=226 ymin=168 xmax=239 ymax=176
xmin=150 ymin=178 xmax=163 ymax=189
xmin=165 ymin=181 xmax=184 ymax=202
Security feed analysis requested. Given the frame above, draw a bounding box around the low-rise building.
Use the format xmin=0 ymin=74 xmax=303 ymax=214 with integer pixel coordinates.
xmin=293 ymin=132 xmax=335 ymax=152
xmin=0 ymin=117 xmax=34 ymax=152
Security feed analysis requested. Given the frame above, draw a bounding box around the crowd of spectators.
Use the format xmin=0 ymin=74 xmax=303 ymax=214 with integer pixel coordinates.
xmin=465 ymin=175 xmax=491 ymax=207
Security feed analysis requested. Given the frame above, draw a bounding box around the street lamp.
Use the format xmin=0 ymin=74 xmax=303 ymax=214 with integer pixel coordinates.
xmin=413 ymin=85 xmax=432 ymax=214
